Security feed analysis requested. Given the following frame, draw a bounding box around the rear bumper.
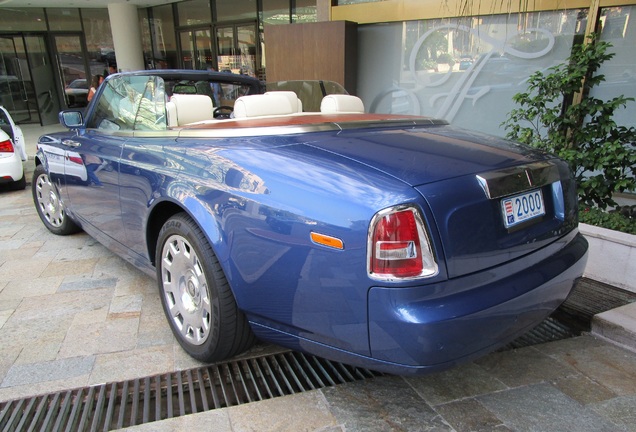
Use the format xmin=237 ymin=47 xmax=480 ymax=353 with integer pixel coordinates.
xmin=0 ymin=154 xmax=24 ymax=183
xmin=366 ymin=229 xmax=588 ymax=374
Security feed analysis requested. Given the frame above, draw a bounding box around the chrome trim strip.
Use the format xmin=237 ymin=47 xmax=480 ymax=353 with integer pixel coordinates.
xmin=476 ymin=161 xmax=560 ymax=199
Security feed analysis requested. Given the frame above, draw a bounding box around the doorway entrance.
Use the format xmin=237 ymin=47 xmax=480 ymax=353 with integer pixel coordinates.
xmin=179 ymin=27 xmax=214 ymax=70
xmin=216 ymin=23 xmax=258 ymax=77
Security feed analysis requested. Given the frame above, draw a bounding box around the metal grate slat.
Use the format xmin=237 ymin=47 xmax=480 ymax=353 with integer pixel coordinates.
xmin=204 ymin=367 xmax=221 ymax=409
xmin=2 ymin=399 xmax=24 ymax=432
xmin=77 ymin=386 xmax=96 ymax=432
xmin=277 ymin=354 xmax=305 ymax=392
xmin=196 ymin=369 xmax=209 ymax=411
xmin=14 ymin=395 xmax=36 ymax=431
xmin=0 ymin=350 xmax=394 ymax=431
xmin=28 ymin=394 xmax=49 ymax=432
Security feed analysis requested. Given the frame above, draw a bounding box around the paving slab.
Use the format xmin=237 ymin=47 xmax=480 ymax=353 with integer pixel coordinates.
xmin=477 ymin=383 xmax=619 ymax=432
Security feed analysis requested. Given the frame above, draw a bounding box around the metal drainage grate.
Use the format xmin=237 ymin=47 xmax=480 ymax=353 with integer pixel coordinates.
xmin=0 ymin=351 xmax=382 ymax=431
xmin=503 ymin=316 xmax=579 ymax=350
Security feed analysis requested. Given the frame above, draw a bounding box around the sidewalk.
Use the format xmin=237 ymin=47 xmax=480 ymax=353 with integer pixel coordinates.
xmin=1 ymin=123 xmax=635 ymax=431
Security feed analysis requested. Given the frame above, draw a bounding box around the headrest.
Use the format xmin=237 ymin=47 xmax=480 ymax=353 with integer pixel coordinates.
xmin=264 ymin=91 xmax=303 ymax=112
xmin=233 ymin=93 xmax=295 ymax=118
xmin=169 ymin=94 xmax=214 ymax=125
xmin=320 ymin=94 xmax=364 ymax=114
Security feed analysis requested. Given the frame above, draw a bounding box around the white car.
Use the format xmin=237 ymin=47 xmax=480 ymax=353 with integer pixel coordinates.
xmin=0 ymin=106 xmax=27 ymax=190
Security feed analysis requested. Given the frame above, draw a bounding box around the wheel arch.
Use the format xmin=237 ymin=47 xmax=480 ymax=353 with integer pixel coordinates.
xmin=145 ymin=197 xmax=225 ymax=269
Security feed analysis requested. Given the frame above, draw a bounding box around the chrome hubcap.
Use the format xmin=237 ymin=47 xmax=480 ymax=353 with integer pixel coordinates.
xmin=35 ymin=173 xmax=65 ymax=228
xmin=161 ymin=235 xmax=211 ymax=345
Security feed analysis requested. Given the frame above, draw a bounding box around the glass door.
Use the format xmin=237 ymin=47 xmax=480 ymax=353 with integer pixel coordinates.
xmin=0 ymin=36 xmax=38 ymax=123
xmin=216 ymin=23 xmax=257 ymax=77
xmin=24 ymin=35 xmax=62 ymax=125
xmin=53 ymin=35 xmax=89 ymax=109
xmin=180 ymin=27 xmax=214 ymax=70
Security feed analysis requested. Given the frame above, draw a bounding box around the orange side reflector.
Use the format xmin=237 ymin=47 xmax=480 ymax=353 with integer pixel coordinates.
xmin=310 ymin=232 xmax=344 ymax=250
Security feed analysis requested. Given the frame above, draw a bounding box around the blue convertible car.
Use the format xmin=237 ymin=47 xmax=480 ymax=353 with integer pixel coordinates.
xmin=33 ymin=70 xmax=588 ymax=375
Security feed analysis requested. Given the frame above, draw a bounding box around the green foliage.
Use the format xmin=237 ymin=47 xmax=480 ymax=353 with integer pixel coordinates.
xmin=437 ymin=52 xmax=455 ymax=66
xmin=579 ymin=204 xmax=636 ymax=234
xmin=420 ymin=58 xmax=437 ymax=70
xmin=502 ymin=34 xmax=636 ymax=210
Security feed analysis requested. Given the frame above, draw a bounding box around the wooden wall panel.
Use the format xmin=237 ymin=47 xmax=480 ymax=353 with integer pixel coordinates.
xmin=264 ymin=21 xmax=358 ymax=95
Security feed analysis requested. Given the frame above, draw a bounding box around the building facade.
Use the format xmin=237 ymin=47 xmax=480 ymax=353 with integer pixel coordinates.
xmin=0 ymin=0 xmax=634 ymax=139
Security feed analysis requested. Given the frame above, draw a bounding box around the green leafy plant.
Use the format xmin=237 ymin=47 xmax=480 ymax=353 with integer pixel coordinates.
xmin=579 ymin=204 xmax=636 ymax=234
xmin=502 ymin=34 xmax=636 ymax=210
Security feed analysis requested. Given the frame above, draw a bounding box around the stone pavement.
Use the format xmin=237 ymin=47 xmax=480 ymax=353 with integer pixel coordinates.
xmin=0 ymin=124 xmax=635 ymax=431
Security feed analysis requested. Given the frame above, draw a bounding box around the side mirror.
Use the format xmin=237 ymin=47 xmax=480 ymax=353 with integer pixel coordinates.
xmin=59 ymin=110 xmax=84 ymax=129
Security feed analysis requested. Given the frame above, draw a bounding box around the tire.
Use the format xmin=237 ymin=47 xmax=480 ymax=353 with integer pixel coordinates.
xmin=32 ymin=164 xmax=81 ymax=235
xmin=156 ymin=212 xmax=255 ymax=362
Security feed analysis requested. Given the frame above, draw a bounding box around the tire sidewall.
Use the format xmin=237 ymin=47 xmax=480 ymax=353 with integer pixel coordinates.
xmin=31 ymin=164 xmax=78 ymax=235
xmin=156 ymin=214 xmax=223 ymax=361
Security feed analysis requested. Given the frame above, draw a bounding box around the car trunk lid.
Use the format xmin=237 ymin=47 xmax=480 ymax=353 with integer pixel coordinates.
xmin=309 ymin=124 xmax=579 ymax=278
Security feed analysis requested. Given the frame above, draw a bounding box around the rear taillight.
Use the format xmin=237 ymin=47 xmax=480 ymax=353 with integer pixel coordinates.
xmin=368 ymin=205 xmax=438 ymax=281
xmin=0 ymin=139 xmax=14 ymax=153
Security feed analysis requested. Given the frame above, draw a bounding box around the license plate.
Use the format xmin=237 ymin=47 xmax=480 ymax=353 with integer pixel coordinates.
xmin=501 ymin=189 xmax=545 ymax=229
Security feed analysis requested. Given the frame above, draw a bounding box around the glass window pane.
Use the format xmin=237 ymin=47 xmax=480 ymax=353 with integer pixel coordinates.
xmin=82 ymin=9 xmax=114 ymax=77
xmin=150 ymin=4 xmax=178 ymax=69
xmin=46 ymin=8 xmax=81 ymax=31
xmin=592 ymin=6 xmax=635 ymax=128
xmin=294 ymin=0 xmax=316 ymax=23
xmin=357 ymin=10 xmax=584 ymax=137
xmin=139 ymin=9 xmax=153 ymax=69
xmin=0 ymin=8 xmax=47 ymax=31
xmin=177 ymin=0 xmax=211 ymax=26
xmin=217 ymin=27 xmax=235 ymax=72
xmin=195 ymin=29 xmax=214 ymax=69
xmin=180 ymin=31 xmax=196 ymax=69
xmin=237 ymin=26 xmax=257 ymax=77
xmin=263 ymin=0 xmax=289 ymax=25
xmin=55 ymin=35 xmax=88 ymax=107
xmin=215 ymin=0 xmax=256 ymax=22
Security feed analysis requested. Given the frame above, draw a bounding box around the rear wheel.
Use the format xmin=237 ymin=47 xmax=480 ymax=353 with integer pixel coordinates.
xmin=32 ymin=164 xmax=80 ymax=235
xmin=156 ymin=213 xmax=255 ymax=362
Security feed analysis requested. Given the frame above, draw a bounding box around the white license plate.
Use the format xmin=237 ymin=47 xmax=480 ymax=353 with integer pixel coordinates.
xmin=501 ymin=189 xmax=545 ymax=228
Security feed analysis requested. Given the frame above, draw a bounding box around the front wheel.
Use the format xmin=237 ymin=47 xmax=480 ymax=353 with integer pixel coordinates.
xmin=32 ymin=164 xmax=80 ymax=235
xmin=156 ymin=213 xmax=255 ymax=362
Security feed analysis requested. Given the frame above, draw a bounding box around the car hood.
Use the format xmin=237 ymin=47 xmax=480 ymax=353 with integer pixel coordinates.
xmin=307 ymin=124 xmax=550 ymax=186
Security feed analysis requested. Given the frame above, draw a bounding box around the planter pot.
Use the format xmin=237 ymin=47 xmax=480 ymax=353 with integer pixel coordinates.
xmin=579 ymin=223 xmax=636 ymax=294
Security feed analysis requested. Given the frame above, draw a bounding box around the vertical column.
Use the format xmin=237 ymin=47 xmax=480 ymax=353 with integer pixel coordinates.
xmin=107 ymin=3 xmax=145 ymax=72
xmin=316 ymin=0 xmax=333 ymax=22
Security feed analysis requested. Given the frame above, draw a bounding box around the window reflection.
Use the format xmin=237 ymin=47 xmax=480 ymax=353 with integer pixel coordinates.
xmin=358 ymin=10 xmax=585 ymax=137
xmin=82 ymin=9 xmax=115 ymax=77
xmin=47 ymin=8 xmax=81 ymax=31
xmin=594 ymin=6 xmax=635 ymax=128
xmin=149 ymin=4 xmax=178 ymax=69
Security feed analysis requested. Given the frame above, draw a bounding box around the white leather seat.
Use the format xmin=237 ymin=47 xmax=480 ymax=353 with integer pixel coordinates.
xmin=166 ymin=101 xmax=177 ymax=127
xmin=169 ymin=94 xmax=214 ymax=126
xmin=320 ymin=94 xmax=365 ymax=114
xmin=264 ymin=91 xmax=303 ymax=113
xmin=233 ymin=93 xmax=295 ymax=118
